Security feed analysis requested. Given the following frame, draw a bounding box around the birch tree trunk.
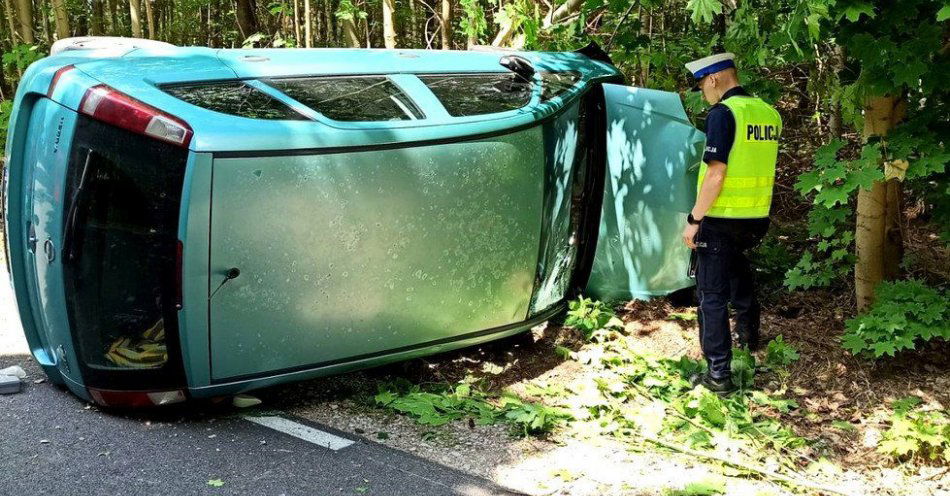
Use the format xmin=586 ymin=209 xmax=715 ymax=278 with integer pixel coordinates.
xmin=15 ymin=0 xmax=33 ymax=43
xmin=129 ymin=0 xmax=143 ymax=37
xmin=854 ymin=95 xmax=906 ymax=310
xmin=304 ymin=0 xmax=312 ymax=47
xmin=546 ymin=0 xmax=582 ymax=26
xmin=382 ymin=0 xmax=396 ymax=48
xmin=440 ymin=0 xmax=451 ymax=49
xmin=292 ymin=0 xmax=301 ymax=45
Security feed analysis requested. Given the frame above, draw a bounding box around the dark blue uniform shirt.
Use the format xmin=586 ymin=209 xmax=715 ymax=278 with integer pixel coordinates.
xmin=702 ymin=86 xmax=751 ymax=165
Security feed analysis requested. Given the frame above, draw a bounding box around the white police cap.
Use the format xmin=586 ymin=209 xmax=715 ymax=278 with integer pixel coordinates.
xmin=685 ymin=53 xmax=735 ymax=91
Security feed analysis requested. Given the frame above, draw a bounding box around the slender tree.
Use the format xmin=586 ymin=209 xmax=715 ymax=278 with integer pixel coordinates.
xmin=15 ymin=0 xmax=33 ymax=43
xmin=382 ymin=0 xmax=396 ymax=48
xmin=144 ymin=0 xmax=155 ymax=38
xmin=51 ymin=0 xmax=71 ymax=39
xmin=129 ymin=0 xmax=143 ymax=37
xmin=439 ymin=0 xmax=450 ymax=49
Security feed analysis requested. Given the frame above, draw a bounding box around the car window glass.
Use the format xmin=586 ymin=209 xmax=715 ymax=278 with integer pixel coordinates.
xmin=163 ymin=81 xmax=309 ymax=120
xmin=540 ymin=71 xmax=582 ymax=101
xmin=418 ymin=73 xmax=534 ymax=117
xmin=265 ymin=76 xmax=424 ymax=121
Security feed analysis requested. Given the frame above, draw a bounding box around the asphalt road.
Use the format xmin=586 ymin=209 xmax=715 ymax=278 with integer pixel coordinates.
xmin=0 ymin=271 xmax=518 ymax=496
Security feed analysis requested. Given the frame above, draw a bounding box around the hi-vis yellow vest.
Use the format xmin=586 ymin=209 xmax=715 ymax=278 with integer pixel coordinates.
xmin=698 ymin=96 xmax=782 ymax=218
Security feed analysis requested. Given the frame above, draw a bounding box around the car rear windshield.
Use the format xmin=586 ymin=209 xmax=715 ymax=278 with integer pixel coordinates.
xmin=418 ymin=73 xmax=534 ymax=117
xmin=62 ymin=116 xmax=187 ymax=381
xmin=264 ymin=76 xmax=424 ymax=121
xmin=163 ymin=81 xmax=309 ymax=120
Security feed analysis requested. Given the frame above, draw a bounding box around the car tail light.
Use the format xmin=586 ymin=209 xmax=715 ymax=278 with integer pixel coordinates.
xmin=79 ymin=84 xmax=193 ymax=147
xmin=88 ymin=387 xmax=187 ymax=408
xmin=47 ymin=64 xmax=75 ymax=97
xmin=175 ymin=240 xmax=184 ymax=310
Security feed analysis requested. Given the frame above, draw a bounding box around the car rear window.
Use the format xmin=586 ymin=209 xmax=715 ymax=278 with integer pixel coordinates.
xmin=163 ymin=81 xmax=309 ymax=120
xmin=264 ymin=76 xmax=424 ymax=121
xmin=418 ymin=73 xmax=533 ymax=117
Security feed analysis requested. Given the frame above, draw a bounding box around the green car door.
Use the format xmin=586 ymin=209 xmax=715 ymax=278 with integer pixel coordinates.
xmin=586 ymin=84 xmax=706 ymax=300
xmin=208 ymin=128 xmax=545 ymax=380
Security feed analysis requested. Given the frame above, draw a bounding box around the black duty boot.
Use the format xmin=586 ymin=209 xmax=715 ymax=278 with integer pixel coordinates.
xmin=689 ymin=372 xmax=737 ymax=395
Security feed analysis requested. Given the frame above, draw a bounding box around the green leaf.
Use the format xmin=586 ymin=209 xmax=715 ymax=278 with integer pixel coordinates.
xmin=937 ymin=4 xmax=950 ymax=22
xmin=207 ymin=479 xmax=225 ymax=488
xmin=840 ymin=1 xmax=876 ymax=22
xmin=892 ymin=396 xmax=922 ymax=415
xmin=697 ymin=391 xmax=727 ymax=428
xmin=878 ymin=437 xmax=918 ymax=457
xmin=686 ymin=0 xmax=722 ymax=24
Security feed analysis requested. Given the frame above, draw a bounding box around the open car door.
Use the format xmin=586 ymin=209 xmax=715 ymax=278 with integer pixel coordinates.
xmin=586 ymin=84 xmax=706 ymax=300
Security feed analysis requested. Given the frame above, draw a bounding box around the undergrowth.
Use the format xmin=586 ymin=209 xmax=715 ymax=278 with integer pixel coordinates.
xmin=842 ymin=280 xmax=950 ymax=358
xmin=372 ymin=378 xmax=571 ymax=437
xmin=878 ymin=396 xmax=950 ymax=464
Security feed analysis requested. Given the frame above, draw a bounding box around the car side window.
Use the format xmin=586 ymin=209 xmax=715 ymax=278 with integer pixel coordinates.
xmin=264 ymin=76 xmax=424 ymax=121
xmin=163 ymin=81 xmax=310 ymax=120
xmin=540 ymin=71 xmax=582 ymax=101
xmin=417 ymin=73 xmax=534 ymax=117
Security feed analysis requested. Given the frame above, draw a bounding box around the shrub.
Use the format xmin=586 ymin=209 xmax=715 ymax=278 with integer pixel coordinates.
xmin=565 ymin=296 xmax=616 ymax=339
xmin=878 ymin=396 xmax=950 ymax=463
xmin=841 ymin=280 xmax=950 ymax=358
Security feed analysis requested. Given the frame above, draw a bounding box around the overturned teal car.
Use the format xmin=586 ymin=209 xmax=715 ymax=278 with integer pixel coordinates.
xmin=2 ymin=37 xmax=704 ymax=407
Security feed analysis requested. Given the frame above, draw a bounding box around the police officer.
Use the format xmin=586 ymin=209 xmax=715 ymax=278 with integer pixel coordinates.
xmin=681 ymin=53 xmax=782 ymax=394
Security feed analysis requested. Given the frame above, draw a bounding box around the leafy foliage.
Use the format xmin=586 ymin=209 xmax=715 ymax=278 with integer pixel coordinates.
xmin=0 ymin=100 xmax=13 ymax=152
xmin=878 ymin=396 xmax=950 ymax=463
xmin=458 ymin=0 xmax=489 ymax=43
xmin=373 ymin=379 xmax=570 ymax=436
xmin=841 ymin=281 xmax=950 ymax=358
xmin=565 ymin=296 xmax=617 ymax=339
xmin=1 ymin=44 xmax=43 ymax=74
xmin=764 ymin=335 xmax=800 ymax=370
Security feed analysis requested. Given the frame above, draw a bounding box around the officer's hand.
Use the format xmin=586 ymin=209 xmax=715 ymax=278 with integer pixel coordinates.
xmin=682 ymin=223 xmax=699 ymax=250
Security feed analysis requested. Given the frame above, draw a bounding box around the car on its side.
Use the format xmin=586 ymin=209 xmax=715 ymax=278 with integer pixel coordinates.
xmin=2 ymin=38 xmax=704 ymax=407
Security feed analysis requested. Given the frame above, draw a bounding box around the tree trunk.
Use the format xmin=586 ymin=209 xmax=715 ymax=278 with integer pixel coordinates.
xmin=291 ymin=0 xmax=300 ymax=45
xmin=144 ymin=0 xmax=155 ymax=38
xmin=854 ymin=95 xmax=906 ymax=310
xmin=408 ymin=0 xmax=417 ymax=47
xmin=4 ymin=0 xmax=19 ymax=43
xmin=15 ymin=0 xmax=33 ymax=43
xmin=440 ymin=0 xmax=451 ymax=49
xmin=382 ymin=0 xmax=396 ymax=48
xmin=342 ymin=17 xmax=360 ymax=47
xmin=828 ymin=45 xmax=845 ymax=138
xmin=90 ymin=0 xmax=105 ymax=35
xmin=546 ymin=0 xmax=582 ymax=26
xmin=51 ymin=0 xmax=70 ymax=39
xmin=129 ymin=0 xmax=142 ymax=37
xmin=108 ymin=0 xmax=118 ymax=35
xmin=305 ymin=0 xmax=314 ymax=46
xmin=235 ymin=0 xmax=256 ymax=40
xmin=639 ymin=7 xmax=652 ymax=85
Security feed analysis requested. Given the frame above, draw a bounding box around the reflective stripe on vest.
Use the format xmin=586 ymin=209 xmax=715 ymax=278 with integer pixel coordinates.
xmin=697 ymin=96 xmax=782 ymax=218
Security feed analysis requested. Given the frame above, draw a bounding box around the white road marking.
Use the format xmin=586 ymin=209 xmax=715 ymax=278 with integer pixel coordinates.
xmin=244 ymin=416 xmax=355 ymax=451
